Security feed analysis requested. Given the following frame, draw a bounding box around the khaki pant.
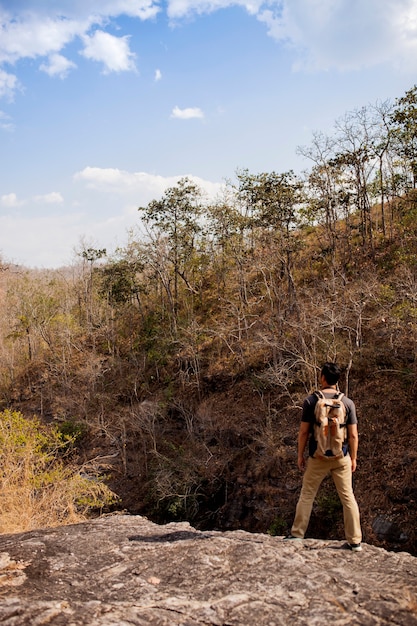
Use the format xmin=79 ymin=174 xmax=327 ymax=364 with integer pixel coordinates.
xmin=291 ymin=454 xmax=362 ymax=544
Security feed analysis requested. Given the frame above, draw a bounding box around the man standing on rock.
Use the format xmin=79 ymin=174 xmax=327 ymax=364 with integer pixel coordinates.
xmin=286 ymin=362 xmax=362 ymax=551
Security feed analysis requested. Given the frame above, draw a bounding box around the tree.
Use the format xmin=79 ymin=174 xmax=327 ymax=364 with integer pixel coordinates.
xmin=139 ymin=177 xmax=203 ymax=323
xmin=234 ymin=169 xmax=304 ymax=310
xmin=332 ymin=107 xmax=378 ymax=254
xmin=367 ymin=100 xmax=394 ymax=238
xmin=7 ymin=273 xmax=62 ymax=363
xmin=205 ymin=195 xmax=248 ymax=299
xmin=298 ymin=131 xmax=353 ymax=274
xmin=80 ymin=246 xmax=107 ymax=329
xmin=391 ymin=85 xmax=417 ymax=189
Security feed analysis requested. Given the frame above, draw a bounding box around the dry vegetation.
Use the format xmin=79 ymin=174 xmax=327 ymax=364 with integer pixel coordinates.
xmin=0 ymin=409 xmax=117 ymax=533
xmin=1 ymin=86 xmax=417 ymax=554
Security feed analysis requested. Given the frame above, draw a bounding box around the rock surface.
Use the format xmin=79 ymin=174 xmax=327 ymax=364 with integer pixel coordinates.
xmin=0 ymin=514 xmax=416 ymax=625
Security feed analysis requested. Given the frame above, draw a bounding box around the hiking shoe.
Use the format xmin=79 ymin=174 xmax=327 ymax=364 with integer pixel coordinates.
xmin=347 ymin=543 xmax=362 ymax=552
xmin=283 ymin=535 xmax=302 ymax=540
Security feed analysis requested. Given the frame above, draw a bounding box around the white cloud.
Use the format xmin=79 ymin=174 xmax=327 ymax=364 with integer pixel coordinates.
xmin=0 ymin=1 xmax=159 ymax=22
xmin=55 ymin=0 xmax=160 ymax=21
xmin=0 ymin=1 xmax=159 ymax=98
xmin=74 ymin=166 xmax=223 ymax=201
xmin=164 ymin=0 xmax=417 ymax=72
xmin=0 ymin=168 xmax=224 ymax=268
xmin=166 ymin=0 xmax=264 ymax=19
xmin=0 ymin=109 xmax=14 ymax=131
xmin=81 ymin=30 xmax=136 ymax=73
xmin=171 ymin=105 xmax=204 ymax=119
xmin=34 ymin=192 xmax=64 ymax=204
xmin=257 ymin=0 xmax=417 ymax=71
xmin=155 ymin=68 xmax=162 ymax=81
xmin=1 ymin=193 xmax=24 ymax=208
xmin=1 ymin=0 xmax=416 ymax=103
xmin=0 ymin=69 xmax=19 ymax=100
xmin=40 ymin=53 xmax=77 ymax=78
xmin=0 ymin=212 xmax=85 ymax=268
xmin=0 ymin=166 xmax=225 ymax=268
xmin=0 ymin=14 xmax=87 ymax=65
xmin=74 ymin=166 xmax=178 ymax=194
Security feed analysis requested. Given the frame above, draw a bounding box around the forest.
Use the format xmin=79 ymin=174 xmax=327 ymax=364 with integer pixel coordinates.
xmin=1 ymin=85 xmax=417 ymax=555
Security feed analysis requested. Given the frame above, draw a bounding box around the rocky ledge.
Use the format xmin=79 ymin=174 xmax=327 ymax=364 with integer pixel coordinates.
xmin=0 ymin=514 xmax=416 ymax=625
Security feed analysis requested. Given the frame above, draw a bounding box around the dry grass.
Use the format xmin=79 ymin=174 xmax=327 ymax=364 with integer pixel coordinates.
xmin=0 ymin=409 xmax=117 ymax=534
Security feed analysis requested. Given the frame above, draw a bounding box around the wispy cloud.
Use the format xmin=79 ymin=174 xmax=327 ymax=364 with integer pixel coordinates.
xmin=34 ymin=192 xmax=64 ymax=204
xmin=166 ymin=0 xmax=264 ymax=19
xmin=0 ymin=109 xmax=14 ymax=131
xmin=74 ymin=167 xmax=179 ymax=195
xmin=74 ymin=166 xmax=223 ymax=200
xmin=258 ymin=0 xmax=417 ymax=71
xmin=40 ymin=53 xmax=77 ymax=78
xmin=1 ymin=193 xmax=24 ymax=208
xmin=1 ymin=191 xmax=65 ymax=207
xmin=155 ymin=68 xmax=162 ymax=81
xmin=81 ymin=30 xmax=137 ymax=73
xmin=0 ymin=165 xmax=224 ymax=267
xmin=0 ymin=69 xmax=19 ymax=100
xmin=0 ymin=212 xmax=86 ymax=268
xmin=165 ymin=0 xmax=417 ymax=72
xmin=171 ymin=105 xmax=204 ymax=120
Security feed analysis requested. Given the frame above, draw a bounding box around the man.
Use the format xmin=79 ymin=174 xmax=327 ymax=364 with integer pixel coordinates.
xmin=287 ymin=362 xmax=362 ymax=551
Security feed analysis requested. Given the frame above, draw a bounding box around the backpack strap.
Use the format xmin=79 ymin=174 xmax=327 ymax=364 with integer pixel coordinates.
xmin=314 ymin=389 xmax=343 ymax=399
xmin=334 ymin=392 xmax=348 ymax=428
xmin=313 ymin=390 xmax=325 ymax=427
xmin=313 ymin=390 xmax=347 ymax=426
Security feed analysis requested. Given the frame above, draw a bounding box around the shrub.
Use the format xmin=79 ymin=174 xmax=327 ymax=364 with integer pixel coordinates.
xmin=0 ymin=409 xmax=117 ymax=533
xmin=267 ymin=515 xmax=287 ymax=537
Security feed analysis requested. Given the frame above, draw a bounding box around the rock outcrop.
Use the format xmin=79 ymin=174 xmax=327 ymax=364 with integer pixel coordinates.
xmin=0 ymin=514 xmax=416 ymax=625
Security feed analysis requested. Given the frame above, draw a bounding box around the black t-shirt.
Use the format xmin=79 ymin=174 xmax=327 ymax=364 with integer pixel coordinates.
xmin=301 ymin=390 xmax=357 ymax=457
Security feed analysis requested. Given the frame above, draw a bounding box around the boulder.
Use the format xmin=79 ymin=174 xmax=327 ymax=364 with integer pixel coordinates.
xmin=0 ymin=514 xmax=416 ymax=625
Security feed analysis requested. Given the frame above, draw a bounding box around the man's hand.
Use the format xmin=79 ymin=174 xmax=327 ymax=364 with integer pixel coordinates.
xmin=347 ymin=424 xmax=359 ymax=474
xmin=297 ymin=422 xmax=310 ymax=472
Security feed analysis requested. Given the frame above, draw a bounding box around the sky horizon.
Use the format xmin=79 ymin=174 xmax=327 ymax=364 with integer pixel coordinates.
xmin=1 ymin=0 xmax=417 ymax=268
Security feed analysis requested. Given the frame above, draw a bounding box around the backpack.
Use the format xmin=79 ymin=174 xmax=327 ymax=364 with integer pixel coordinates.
xmin=313 ymin=390 xmax=347 ymax=459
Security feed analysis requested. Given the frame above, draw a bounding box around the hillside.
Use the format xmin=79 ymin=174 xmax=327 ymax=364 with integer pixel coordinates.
xmin=1 ymin=191 xmax=417 ymax=557
xmin=2 ymin=87 xmax=417 ymax=555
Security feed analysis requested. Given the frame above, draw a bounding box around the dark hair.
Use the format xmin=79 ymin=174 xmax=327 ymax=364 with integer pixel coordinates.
xmin=321 ymin=362 xmax=342 ymax=386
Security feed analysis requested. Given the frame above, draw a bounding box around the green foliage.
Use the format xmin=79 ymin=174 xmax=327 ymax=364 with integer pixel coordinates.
xmin=316 ymin=488 xmax=343 ymax=525
xmin=236 ymin=169 xmax=304 ymax=231
xmin=378 ymin=284 xmax=397 ymax=304
xmin=0 ymin=410 xmax=54 ymax=461
xmin=391 ymin=85 xmax=417 ymax=186
xmin=146 ymin=442 xmax=203 ymax=523
xmin=57 ymin=419 xmax=87 ymax=446
xmin=98 ymin=258 xmax=145 ymax=306
xmin=267 ymin=515 xmax=287 ymax=537
xmin=0 ymin=410 xmax=117 ymax=532
xmin=393 ymin=301 xmax=417 ymax=322
xmin=139 ymin=177 xmax=203 ymax=306
xmin=81 ymin=248 xmax=107 ymax=263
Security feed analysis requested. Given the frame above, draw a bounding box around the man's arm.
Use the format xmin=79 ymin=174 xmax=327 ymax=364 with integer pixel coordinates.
xmin=347 ymin=423 xmax=359 ymax=472
xmin=297 ymin=421 xmax=310 ymax=471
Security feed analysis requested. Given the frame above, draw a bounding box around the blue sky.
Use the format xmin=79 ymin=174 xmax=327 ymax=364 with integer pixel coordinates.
xmin=1 ymin=0 xmax=417 ymax=268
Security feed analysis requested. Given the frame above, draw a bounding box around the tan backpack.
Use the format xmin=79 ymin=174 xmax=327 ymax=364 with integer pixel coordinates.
xmin=313 ymin=390 xmax=348 ymax=459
